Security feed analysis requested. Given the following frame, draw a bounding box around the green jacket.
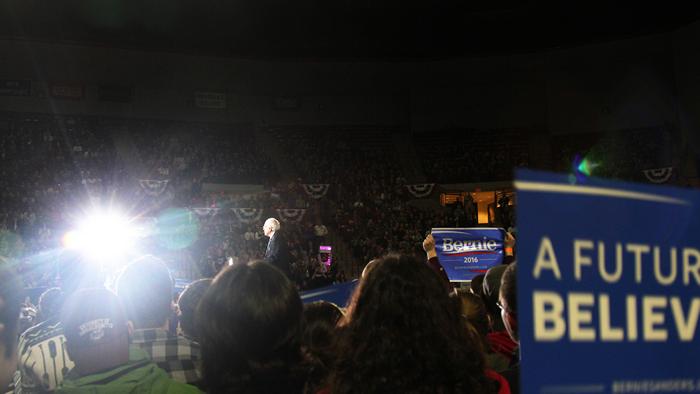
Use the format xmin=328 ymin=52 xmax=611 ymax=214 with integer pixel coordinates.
xmin=57 ymin=348 xmax=202 ymax=394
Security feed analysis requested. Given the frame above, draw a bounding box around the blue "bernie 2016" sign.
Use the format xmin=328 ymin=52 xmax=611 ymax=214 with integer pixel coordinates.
xmin=516 ymin=169 xmax=700 ymax=394
xmin=431 ymin=228 xmax=505 ymax=281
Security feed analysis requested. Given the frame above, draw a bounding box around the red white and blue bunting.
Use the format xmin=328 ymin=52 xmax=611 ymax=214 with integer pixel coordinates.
xmin=276 ymin=209 xmax=306 ymax=223
xmin=139 ymin=179 xmax=169 ymax=196
xmin=301 ymin=184 xmax=330 ymax=199
xmin=192 ymin=208 xmax=220 ymax=217
xmin=642 ymin=167 xmax=674 ymax=184
xmin=405 ymin=183 xmax=435 ymax=198
xmin=231 ymin=208 xmax=264 ymax=224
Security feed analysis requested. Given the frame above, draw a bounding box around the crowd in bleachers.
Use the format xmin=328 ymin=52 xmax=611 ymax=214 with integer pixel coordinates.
xmin=271 ymin=127 xmax=473 ymax=267
xmin=0 ymin=115 xmax=477 ymax=291
xmin=333 ymin=194 xmax=466 ymax=265
xmin=129 ymin=120 xmax=279 ymax=186
xmin=414 ymin=129 xmax=530 ymax=183
xmin=0 ymin=114 xmax=321 ymax=289
xmin=0 ymin=112 xmax=567 ymax=293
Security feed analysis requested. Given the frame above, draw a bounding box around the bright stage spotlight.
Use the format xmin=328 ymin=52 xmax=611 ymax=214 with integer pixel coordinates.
xmin=62 ymin=211 xmax=138 ymax=260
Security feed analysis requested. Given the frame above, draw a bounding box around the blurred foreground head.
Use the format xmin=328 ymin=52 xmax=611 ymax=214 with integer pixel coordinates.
xmin=499 ymin=263 xmax=518 ymax=342
xmin=0 ymin=262 xmax=23 ymax=388
xmin=61 ymin=288 xmax=129 ymax=375
xmin=37 ymin=287 xmax=64 ymax=322
xmin=331 ymin=254 xmax=488 ymax=394
xmin=116 ymin=255 xmax=173 ymax=329
xmin=483 ymin=264 xmax=508 ymax=331
xmin=302 ymin=301 xmax=343 ymax=363
xmin=197 ymin=261 xmax=305 ymax=393
xmin=177 ymin=278 xmax=212 ymax=341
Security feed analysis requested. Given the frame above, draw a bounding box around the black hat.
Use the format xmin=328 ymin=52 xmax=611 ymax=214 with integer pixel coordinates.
xmin=61 ymin=288 xmax=129 ymax=374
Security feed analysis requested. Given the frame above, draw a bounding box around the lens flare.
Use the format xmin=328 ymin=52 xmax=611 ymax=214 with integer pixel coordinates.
xmin=572 ymin=154 xmax=600 ymax=182
xmin=156 ymin=208 xmax=199 ymax=250
xmin=62 ymin=211 xmax=138 ymax=260
xmin=577 ymin=158 xmax=592 ymax=176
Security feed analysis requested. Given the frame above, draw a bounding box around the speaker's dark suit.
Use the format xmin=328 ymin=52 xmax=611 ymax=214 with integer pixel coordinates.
xmin=264 ymin=230 xmax=291 ymax=277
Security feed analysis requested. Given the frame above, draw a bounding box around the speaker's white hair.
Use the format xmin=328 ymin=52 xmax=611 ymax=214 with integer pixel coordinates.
xmin=264 ymin=218 xmax=280 ymax=231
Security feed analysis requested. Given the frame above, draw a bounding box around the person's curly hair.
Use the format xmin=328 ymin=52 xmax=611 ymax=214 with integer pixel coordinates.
xmin=196 ymin=260 xmax=311 ymax=394
xmin=329 ymin=254 xmax=489 ymax=394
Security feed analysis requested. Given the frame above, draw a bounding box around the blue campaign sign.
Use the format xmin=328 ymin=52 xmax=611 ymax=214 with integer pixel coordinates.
xmin=300 ymin=280 xmax=358 ymax=306
xmin=431 ymin=228 xmax=504 ymax=281
xmin=515 ymin=169 xmax=700 ymax=394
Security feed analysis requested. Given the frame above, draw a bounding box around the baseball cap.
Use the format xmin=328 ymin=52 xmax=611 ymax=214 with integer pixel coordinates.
xmin=61 ymin=288 xmax=129 ymax=375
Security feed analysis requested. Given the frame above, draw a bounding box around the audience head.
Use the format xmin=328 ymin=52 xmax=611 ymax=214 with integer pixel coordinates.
xmin=61 ymin=288 xmax=129 ymax=376
xmin=263 ymin=218 xmax=281 ymax=237
xmin=0 ymin=263 xmax=23 ymax=388
xmin=499 ymin=262 xmax=518 ymax=342
xmin=116 ymin=255 xmax=173 ymax=329
xmin=37 ymin=287 xmax=64 ymax=322
xmin=483 ymin=264 xmax=508 ymax=331
xmin=302 ymin=301 xmax=343 ymax=364
xmin=331 ymin=254 xmax=488 ymax=394
xmin=470 ymin=274 xmax=485 ymax=298
xmin=197 ymin=261 xmax=305 ymax=393
xmin=459 ymin=291 xmax=490 ymax=340
xmin=177 ymin=278 xmax=212 ymax=340
xmin=360 ymin=258 xmax=379 ymax=278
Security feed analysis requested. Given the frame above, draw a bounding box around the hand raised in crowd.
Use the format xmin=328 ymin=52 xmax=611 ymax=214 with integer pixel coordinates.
xmin=504 ymin=232 xmax=515 ymax=248
xmin=504 ymin=231 xmax=515 ymax=256
xmin=422 ymin=233 xmax=436 ymax=253
xmin=423 ymin=234 xmax=437 ymax=259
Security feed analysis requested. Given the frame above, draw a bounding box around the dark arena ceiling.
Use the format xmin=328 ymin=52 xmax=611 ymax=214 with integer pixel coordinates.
xmin=1 ymin=1 xmax=699 ymax=60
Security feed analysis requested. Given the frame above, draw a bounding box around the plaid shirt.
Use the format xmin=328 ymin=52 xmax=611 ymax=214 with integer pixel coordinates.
xmin=130 ymin=328 xmax=202 ymax=386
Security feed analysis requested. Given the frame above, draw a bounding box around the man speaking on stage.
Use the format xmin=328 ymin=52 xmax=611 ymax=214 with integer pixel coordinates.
xmin=262 ymin=217 xmax=292 ymax=277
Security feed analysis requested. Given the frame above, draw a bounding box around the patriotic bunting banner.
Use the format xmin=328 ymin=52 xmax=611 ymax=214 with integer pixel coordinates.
xmin=139 ymin=179 xmax=169 ymax=196
xmin=276 ymin=209 xmax=306 ymax=223
xmin=642 ymin=167 xmax=674 ymax=184
xmin=192 ymin=208 xmax=218 ymax=217
xmin=405 ymin=183 xmax=435 ymax=198
xmin=231 ymin=208 xmax=264 ymax=224
xmin=301 ymin=184 xmax=330 ymax=199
